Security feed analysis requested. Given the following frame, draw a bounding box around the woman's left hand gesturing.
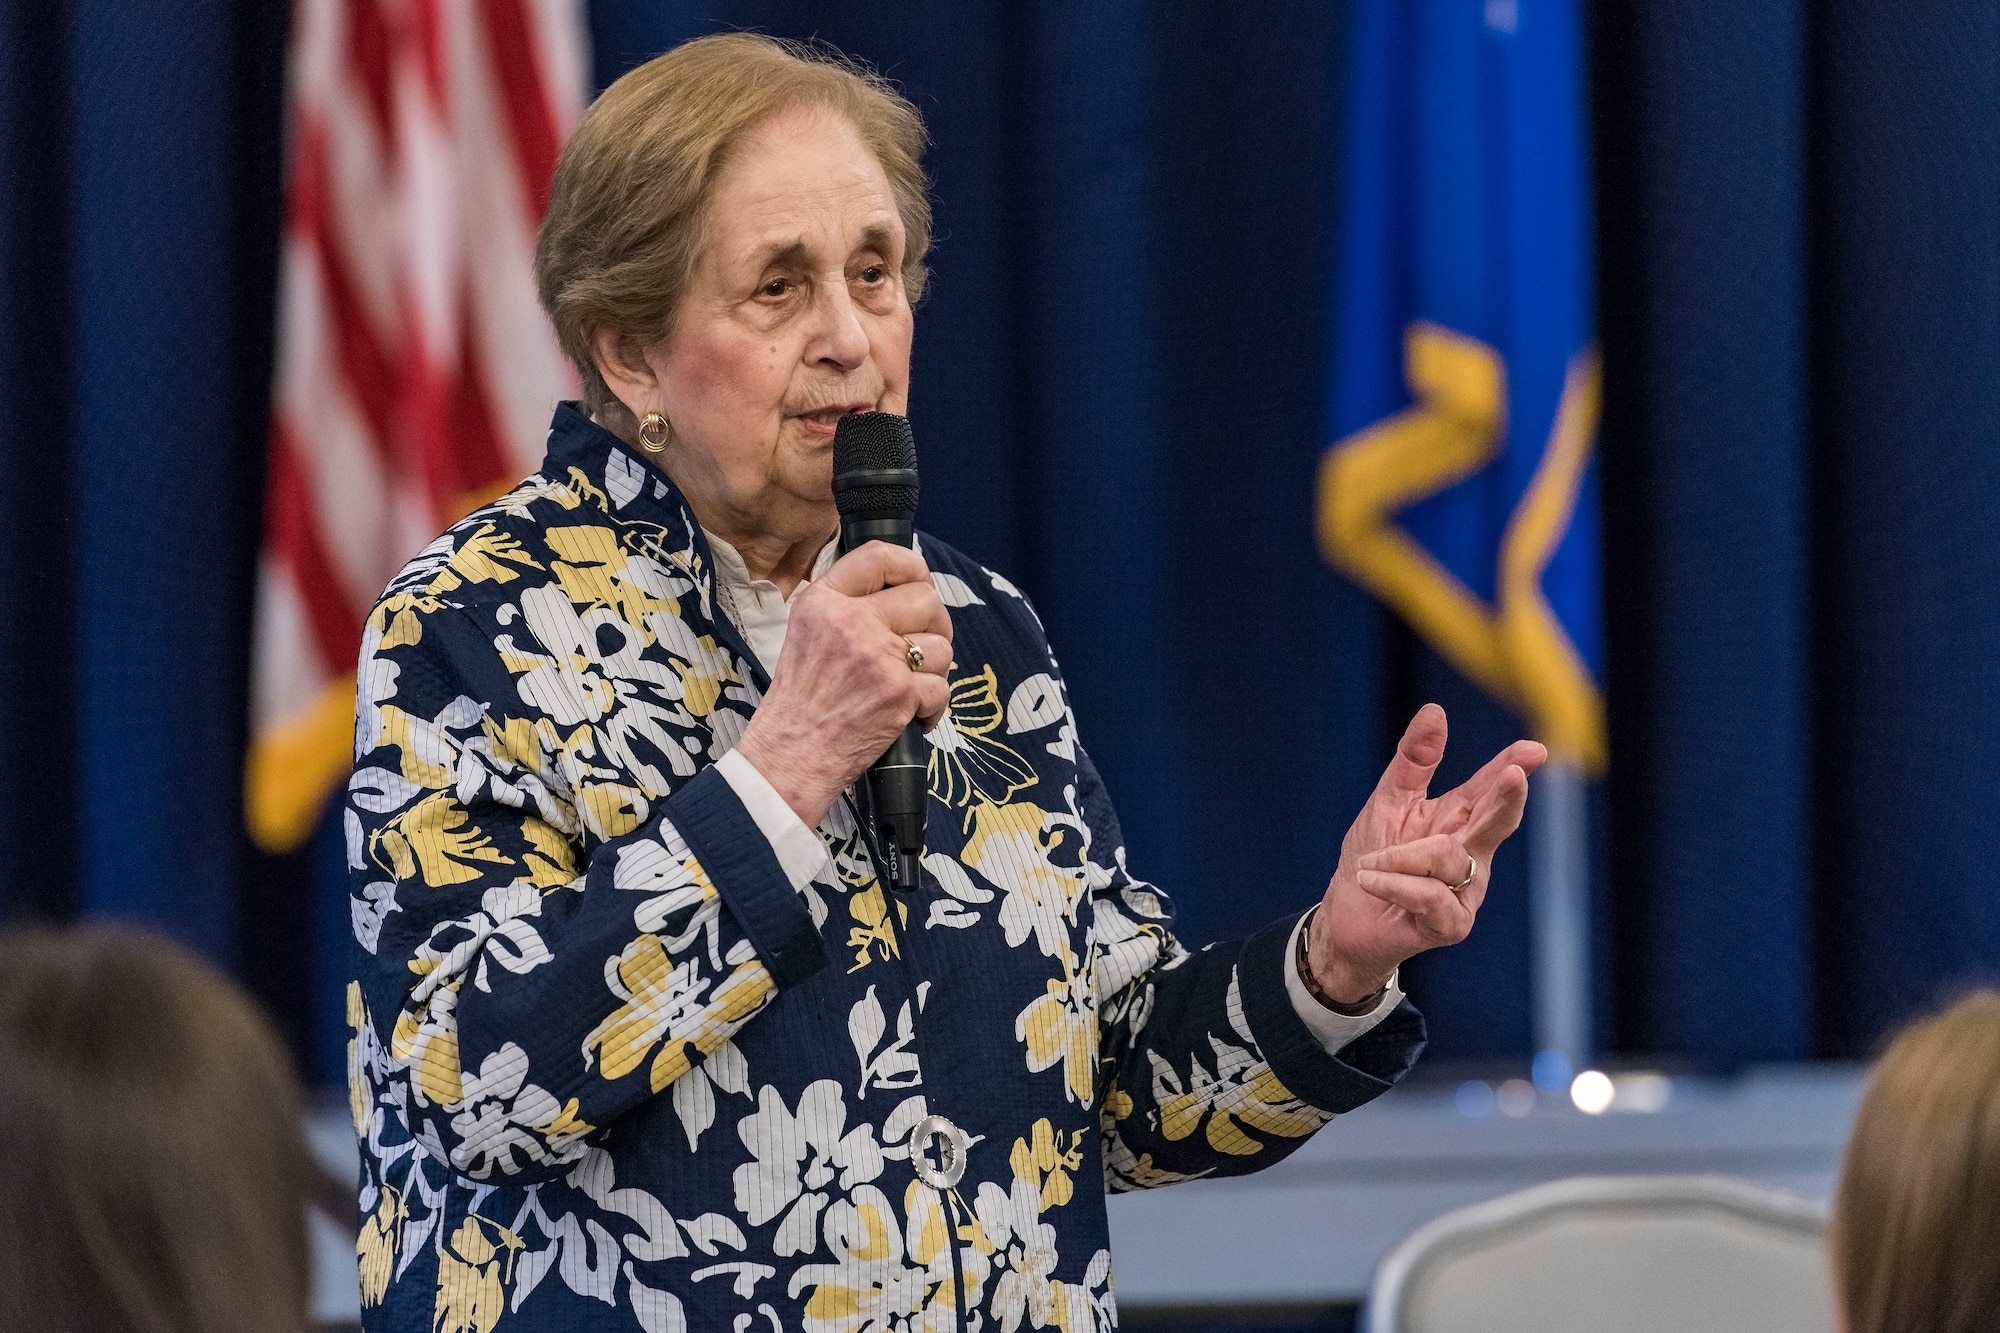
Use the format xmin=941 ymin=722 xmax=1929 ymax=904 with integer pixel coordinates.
xmin=1306 ymin=703 xmax=1549 ymax=1005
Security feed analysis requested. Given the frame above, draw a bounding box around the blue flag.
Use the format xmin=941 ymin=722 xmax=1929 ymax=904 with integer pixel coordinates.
xmin=1319 ymin=0 xmax=1604 ymax=769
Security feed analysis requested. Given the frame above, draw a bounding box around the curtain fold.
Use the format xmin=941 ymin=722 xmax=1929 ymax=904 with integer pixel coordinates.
xmin=0 ymin=3 xmax=81 ymax=925
xmin=71 ymin=0 xmax=258 ymax=957
xmin=1809 ymin=3 xmax=2000 ymax=1051
xmin=1593 ymin=2 xmax=1814 ymax=1063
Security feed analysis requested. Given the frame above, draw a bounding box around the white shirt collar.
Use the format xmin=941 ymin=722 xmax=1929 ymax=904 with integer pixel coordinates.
xmin=704 ymin=530 xmax=839 ymax=674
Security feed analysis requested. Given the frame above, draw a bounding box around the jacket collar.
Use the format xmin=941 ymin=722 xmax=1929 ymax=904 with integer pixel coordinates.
xmin=541 ymin=400 xmax=702 ymax=556
xmin=539 ymin=402 xmax=774 ymax=687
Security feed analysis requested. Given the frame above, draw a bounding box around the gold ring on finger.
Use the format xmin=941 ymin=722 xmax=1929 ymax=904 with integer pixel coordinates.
xmin=1446 ymin=853 xmax=1477 ymax=893
xmin=903 ymin=637 xmax=925 ymax=672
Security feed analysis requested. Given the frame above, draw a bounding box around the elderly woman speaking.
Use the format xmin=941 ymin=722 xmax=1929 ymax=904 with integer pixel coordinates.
xmin=346 ymin=33 xmax=1544 ymax=1333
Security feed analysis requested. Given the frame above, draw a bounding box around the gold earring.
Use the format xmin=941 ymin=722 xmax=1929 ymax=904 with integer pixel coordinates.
xmin=637 ymin=412 xmax=671 ymax=454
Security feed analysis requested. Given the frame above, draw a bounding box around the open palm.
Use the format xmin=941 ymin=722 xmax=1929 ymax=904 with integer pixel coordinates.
xmin=1308 ymin=703 xmax=1548 ymax=1003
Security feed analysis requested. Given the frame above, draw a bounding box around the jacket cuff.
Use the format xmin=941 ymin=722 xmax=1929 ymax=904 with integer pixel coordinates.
xmin=1283 ymin=909 xmax=1404 ymax=1050
xmin=1238 ymin=910 xmax=1428 ymax=1114
xmin=667 ymin=765 xmax=828 ymax=990
xmin=714 ymin=749 xmax=832 ymax=891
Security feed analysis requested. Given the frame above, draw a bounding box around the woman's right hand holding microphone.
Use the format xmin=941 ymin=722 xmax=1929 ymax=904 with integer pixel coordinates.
xmin=734 ymin=541 xmax=953 ymax=829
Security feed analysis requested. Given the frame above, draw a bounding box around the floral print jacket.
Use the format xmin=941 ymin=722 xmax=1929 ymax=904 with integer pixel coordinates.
xmin=346 ymin=404 xmax=1426 ymax=1333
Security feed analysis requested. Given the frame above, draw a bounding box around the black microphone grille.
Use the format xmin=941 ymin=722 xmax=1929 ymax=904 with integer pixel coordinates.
xmin=833 ymin=411 xmax=916 ymax=473
xmin=832 ymin=411 xmax=918 ymax=520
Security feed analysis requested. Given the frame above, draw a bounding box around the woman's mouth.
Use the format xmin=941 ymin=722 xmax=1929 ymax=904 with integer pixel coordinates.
xmin=793 ymin=402 xmax=875 ymax=439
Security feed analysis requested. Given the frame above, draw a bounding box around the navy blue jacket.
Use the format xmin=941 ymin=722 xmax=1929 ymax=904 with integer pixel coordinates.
xmin=346 ymin=403 xmax=1425 ymax=1332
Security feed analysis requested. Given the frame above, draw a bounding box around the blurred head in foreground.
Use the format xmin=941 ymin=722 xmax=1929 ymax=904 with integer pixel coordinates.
xmin=1831 ymin=989 xmax=2000 ymax=1333
xmin=0 ymin=924 xmax=312 ymax=1333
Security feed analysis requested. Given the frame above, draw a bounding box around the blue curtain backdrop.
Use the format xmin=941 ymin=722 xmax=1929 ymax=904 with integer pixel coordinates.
xmin=2 ymin=1 xmax=1997 ymax=1084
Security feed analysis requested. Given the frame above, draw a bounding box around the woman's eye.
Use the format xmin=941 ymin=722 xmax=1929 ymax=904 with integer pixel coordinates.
xmin=858 ymin=265 xmax=885 ymax=284
xmin=760 ymin=278 xmax=791 ymax=298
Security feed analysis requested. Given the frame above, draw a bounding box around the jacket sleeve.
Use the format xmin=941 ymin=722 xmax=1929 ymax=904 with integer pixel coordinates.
xmin=347 ymin=590 xmax=827 ymax=1187
xmin=1078 ymin=746 xmax=1427 ymax=1192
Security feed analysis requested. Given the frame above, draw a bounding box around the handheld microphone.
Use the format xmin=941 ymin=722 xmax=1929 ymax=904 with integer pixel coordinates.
xmin=832 ymin=411 xmax=926 ymax=892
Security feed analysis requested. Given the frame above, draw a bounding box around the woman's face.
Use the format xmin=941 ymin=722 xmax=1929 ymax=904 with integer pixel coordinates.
xmin=637 ymin=105 xmax=914 ymax=538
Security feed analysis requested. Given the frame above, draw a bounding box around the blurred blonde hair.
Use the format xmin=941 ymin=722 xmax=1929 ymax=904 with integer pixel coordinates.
xmin=536 ymin=32 xmax=932 ymax=419
xmin=0 ymin=924 xmax=313 ymax=1333
xmin=1831 ymin=989 xmax=2000 ymax=1333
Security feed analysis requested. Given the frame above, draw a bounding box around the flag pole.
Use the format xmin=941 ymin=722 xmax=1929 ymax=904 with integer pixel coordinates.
xmin=1531 ymin=758 xmax=1591 ymax=1083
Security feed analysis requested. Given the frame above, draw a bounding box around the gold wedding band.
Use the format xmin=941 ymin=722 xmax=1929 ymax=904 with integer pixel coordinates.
xmin=1446 ymin=853 xmax=1478 ymax=893
xmin=903 ymin=637 xmax=925 ymax=672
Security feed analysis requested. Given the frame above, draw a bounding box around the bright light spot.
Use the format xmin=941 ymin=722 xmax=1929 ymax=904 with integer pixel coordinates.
xmin=1570 ymin=1070 xmax=1615 ymax=1115
xmin=1497 ymin=1078 xmax=1537 ymax=1117
xmin=1612 ymin=1072 xmax=1673 ymax=1113
xmin=1485 ymin=0 xmax=1519 ymax=34
xmin=1532 ymin=1049 xmax=1572 ymax=1092
xmin=1455 ymin=1080 xmax=1496 ymax=1118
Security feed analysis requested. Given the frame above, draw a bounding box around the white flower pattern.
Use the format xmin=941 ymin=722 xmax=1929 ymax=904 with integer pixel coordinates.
xmin=734 ymin=1081 xmax=887 ymax=1257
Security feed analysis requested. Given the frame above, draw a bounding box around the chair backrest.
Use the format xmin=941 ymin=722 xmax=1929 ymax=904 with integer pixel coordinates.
xmin=1366 ymin=1175 xmax=1833 ymax=1333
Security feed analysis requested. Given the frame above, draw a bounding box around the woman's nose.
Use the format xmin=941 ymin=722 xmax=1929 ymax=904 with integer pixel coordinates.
xmin=808 ymin=283 xmax=871 ymax=372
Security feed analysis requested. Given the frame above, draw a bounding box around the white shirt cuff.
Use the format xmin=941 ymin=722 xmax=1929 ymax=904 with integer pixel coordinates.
xmin=715 ymin=749 xmax=829 ymax=893
xmin=1283 ymin=910 xmax=1402 ymax=1055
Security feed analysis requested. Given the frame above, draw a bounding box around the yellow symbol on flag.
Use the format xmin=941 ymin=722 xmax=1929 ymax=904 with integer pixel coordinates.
xmin=1318 ymin=321 xmax=1605 ymax=770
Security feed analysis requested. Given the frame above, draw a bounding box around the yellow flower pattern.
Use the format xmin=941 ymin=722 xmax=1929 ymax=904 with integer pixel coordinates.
xmin=928 ymin=664 xmax=1038 ymax=812
xmin=347 ymin=406 xmax=1422 ymax=1333
xmin=1147 ymin=972 xmax=1336 ymax=1157
xmin=433 ymin=1214 xmax=526 ymax=1333
xmin=1010 ymin=1119 xmax=1087 ymax=1211
xmin=1017 ymin=960 xmax=1098 ymax=1106
xmin=582 ymin=931 xmax=776 ymax=1092
xmin=845 ymin=883 xmax=904 ymax=972
xmin=355 ymin=1185 xmax=405 ymax=1309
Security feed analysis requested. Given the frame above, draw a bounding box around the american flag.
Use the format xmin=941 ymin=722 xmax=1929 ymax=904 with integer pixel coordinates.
xmin=247 ymin=0 xmax=588 ymax=852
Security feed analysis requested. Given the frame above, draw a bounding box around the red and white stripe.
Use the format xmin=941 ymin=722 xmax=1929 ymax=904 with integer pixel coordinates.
xmin=248 ymin=0 xmax=586 ymax=851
